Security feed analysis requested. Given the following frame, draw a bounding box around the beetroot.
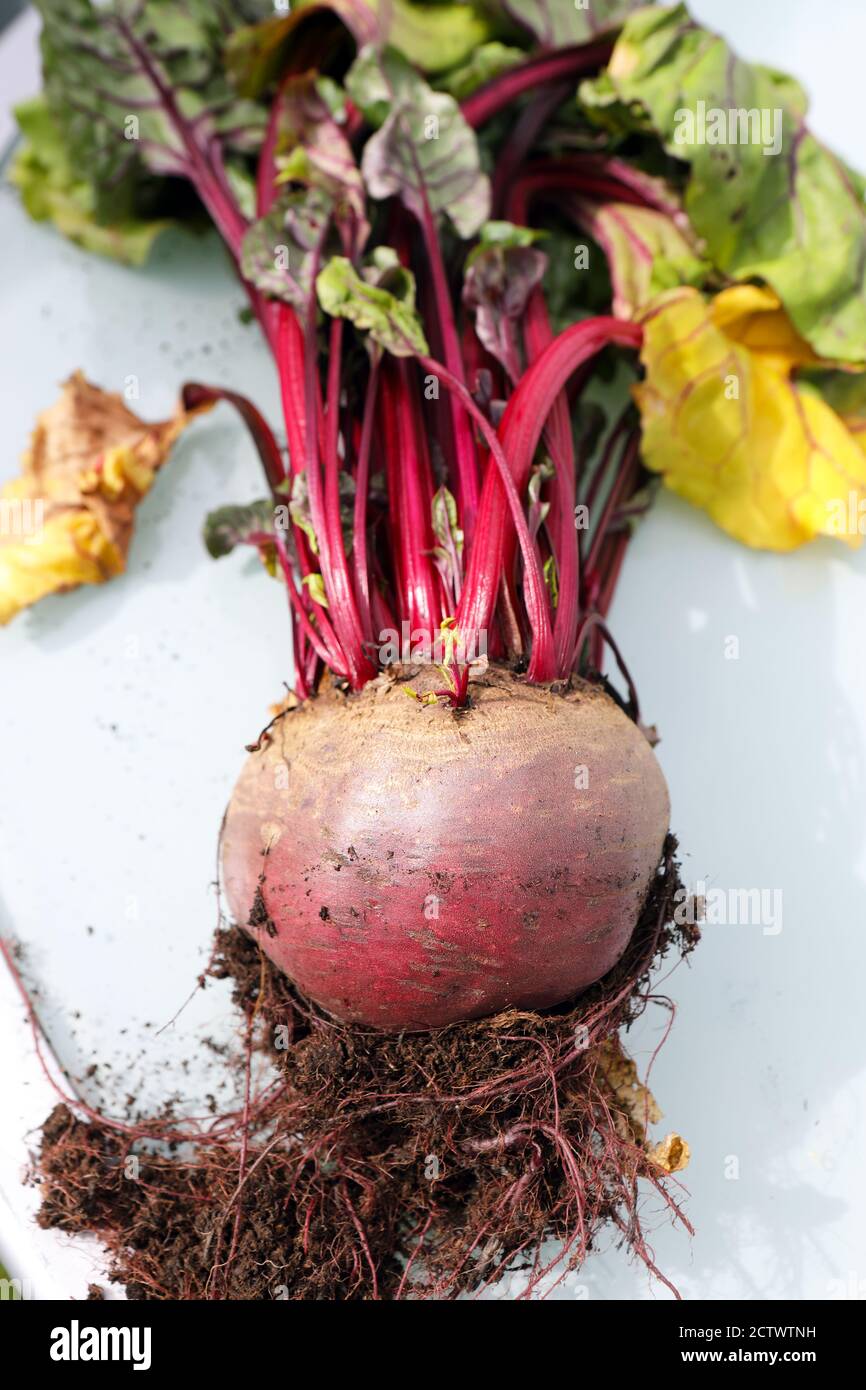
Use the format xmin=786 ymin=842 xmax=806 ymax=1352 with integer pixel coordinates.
xmin=11 ymin=9 xmax=702 ymax=1300
xmin=223 ymin=667 xmax=669 ymax=1030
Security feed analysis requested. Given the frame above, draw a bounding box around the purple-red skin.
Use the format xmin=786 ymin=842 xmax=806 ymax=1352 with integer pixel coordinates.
xmin=221 ymin=667 xmax=670 ymax=1032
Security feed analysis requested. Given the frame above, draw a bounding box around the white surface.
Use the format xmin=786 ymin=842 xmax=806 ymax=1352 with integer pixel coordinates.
xmin=2 ymin=2 xmax=866 ymax=1301
xmin=0 ymin=8 xmax=39 ymax=155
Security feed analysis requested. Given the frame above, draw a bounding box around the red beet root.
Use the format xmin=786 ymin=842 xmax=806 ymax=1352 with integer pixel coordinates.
xmin=222 ymin=666 xmax=670 ymax=1031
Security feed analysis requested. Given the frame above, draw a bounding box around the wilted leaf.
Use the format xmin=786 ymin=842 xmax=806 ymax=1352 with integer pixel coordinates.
xmin=346 ymin=45 xmax=491 ymax=239
xmin=599 ymin=1034 xmax=691 ymax=1182
xmin=597 ymin=1037 xmax=663 ymax=1145
xmin=580 ymin=3 xmax=866 ymax=362
xmin=634 ymin=285 xmax=866 ymax=550
xmin=801 ymin=370 xmax=866 ymax=461
xmin=0 ymin=373 xmax=203 ymax=624
xmin=316 ymin=254 xmax=429 ymax=356
xmin=649 ymin=1133 xmax=691 ymax=1174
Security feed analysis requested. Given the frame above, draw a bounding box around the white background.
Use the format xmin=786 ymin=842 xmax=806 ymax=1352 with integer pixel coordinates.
xmin=1 ymin=1 xmax=865 ymax=1301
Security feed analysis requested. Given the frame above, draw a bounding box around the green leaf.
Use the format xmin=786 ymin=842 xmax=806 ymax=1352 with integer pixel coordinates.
xmin=568 ymin=197 xmax=708 ymax=318
xmin=289 ymin=473 xmax=319 ymax=556
xmin=241 ymin=187 xmax=335 ymax=307
xmin=387 ymin=0 xmax=492 ymax=73
xmin=432 ymin=487 xmax=463 ymax=555
xmin=489 ymin=0 xmax=640 ymax=46
xmin=316 ymin=254 xmax=429 ymax=357
xmin=580 ymin=3 xmax=866 ymax=362
xmin=346 ymin=45 xmax=491 ymax=239
xmin=403 ymin=684 xmax=439 ymax=705
xmin=800 ymin=369 xmax=866 ymax=423
xmin=364 ymin=245 xmax=418 ymax=296
xmin=315 ymin=75 xmax=349 ymax=123
xmin=439 ymin=42 xmax=525 ymax=101
xmin=241 ymin=75 xmax=369 ymax=304
xmin=11 ymin=97 xmax=171 ymax=265
xmin=203 ymin=500 xmax=277 ymax=559
xmin=271 ymin=73 xmax=366 ymax=230
xmin=32 ymin=0 xmax=269 ymax=206
xmin=467 ymin=220 xmax=546 ymax=262
xmin=227 ymin=1 xmax=492 ymax=96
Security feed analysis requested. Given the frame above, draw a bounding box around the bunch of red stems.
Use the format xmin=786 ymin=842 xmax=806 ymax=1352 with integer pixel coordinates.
xmin=175 ymin=43 xmax=657 ymax=703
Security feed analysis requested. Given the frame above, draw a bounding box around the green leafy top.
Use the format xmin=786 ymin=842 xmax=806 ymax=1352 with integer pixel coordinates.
xmin=315 ymin=253 xmax=429 ymax=356
xmin=580 ymin=2 xmax=866 ymax=362
xmin=241 ymin=187 xmax=335 ymax=308
xmin=438 ymin=41 xmax=524 ymax=101
xmin=272 ymin=74 xmax=366 ymax=226
xmin=11 ymin=95 xmax=174 ymax=265
xmin=34 ymin=0 xmax=269 ymax=209
xmin=241 ymin=73 xmax=368 ymax=307
xmin=347 ymin=45 xmax=491 ymax=239
xmin=491 ymin=0 xmax=640 ymax=46
xmin=226 ymin=0 xmax=494 ymax=96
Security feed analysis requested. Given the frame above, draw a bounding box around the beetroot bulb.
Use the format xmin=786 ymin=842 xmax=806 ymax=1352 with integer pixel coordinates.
xmin=222 ymin=666 xmax=669 ymax=1031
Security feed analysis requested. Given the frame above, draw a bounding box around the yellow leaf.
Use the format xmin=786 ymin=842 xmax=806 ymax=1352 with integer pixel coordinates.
xmin=0 ymin=513 xmax=122 ymax=626
xmin=706 ymin=284 xmax=819 ymax=372
xmin=0 ymin=373 xmax=207 ymax=624
xmin=848 ymin=419 xmax=866 ymax=459
xmin=634 ymin=286 xmax=866 ymax=550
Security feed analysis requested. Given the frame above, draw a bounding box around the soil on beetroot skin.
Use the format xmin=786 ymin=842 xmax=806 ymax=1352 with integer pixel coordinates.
xmin=34 ymin=836 xmax=697 ymax=1300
